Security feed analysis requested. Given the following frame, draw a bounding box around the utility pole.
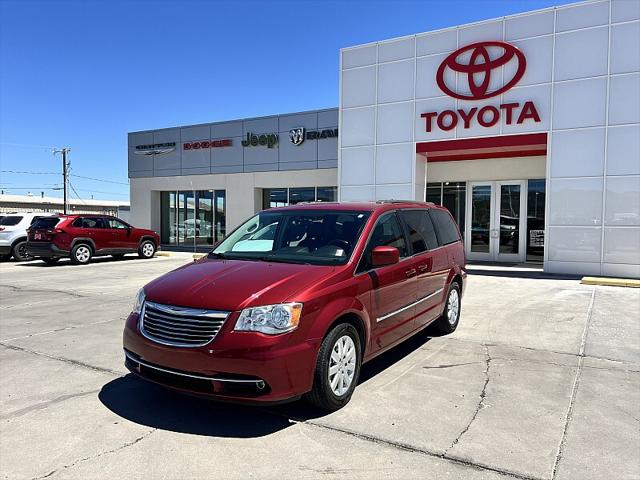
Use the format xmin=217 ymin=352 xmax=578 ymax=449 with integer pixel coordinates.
xmin=53 ymin=148 xmax=71 ymax=214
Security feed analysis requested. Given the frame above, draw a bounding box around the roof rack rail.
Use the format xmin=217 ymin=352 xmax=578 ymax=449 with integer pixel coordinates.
xmin=375 ymin=200 xmax=435 ymax=205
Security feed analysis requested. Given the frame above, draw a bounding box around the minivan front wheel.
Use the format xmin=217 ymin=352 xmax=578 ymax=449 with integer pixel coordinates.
xmin=434 ymin=281 xmax=461 ymax=334
xmin=306 ymin=323 xmax=361 ymax=411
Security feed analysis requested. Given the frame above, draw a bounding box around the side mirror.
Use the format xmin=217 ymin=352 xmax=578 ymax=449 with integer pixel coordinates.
xmin=371 ymin=246 xmax=400 ymax=267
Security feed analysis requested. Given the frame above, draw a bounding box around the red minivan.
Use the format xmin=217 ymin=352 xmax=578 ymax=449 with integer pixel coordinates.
xmin=123 ymin=201 xmax=465 ymax=410
xmin=27 ymin=214 xmax=160 ymax=265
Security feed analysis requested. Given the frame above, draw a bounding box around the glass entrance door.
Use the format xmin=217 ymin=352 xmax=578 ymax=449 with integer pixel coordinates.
xmin=160 ymin=190 xmax=226 ymax=247
xmin=465 ymin=180 xmax=526 ymax=263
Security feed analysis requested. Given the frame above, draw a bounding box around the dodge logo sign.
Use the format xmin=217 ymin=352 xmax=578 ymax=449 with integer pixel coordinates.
xmin=436 ymin=41 xmax=526 ymax=100
xmin=290 ymin=127 xmax=305 ymax=146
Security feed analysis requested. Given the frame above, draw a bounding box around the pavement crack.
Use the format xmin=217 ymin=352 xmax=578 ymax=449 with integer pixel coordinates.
xmin=439 ymin=335 xmax=639 ymax=370
xmin=1 ymin=317 xmax=124 ymax=342
xmin=1 ymin=390 xmax=100 ymax=420
xmin=0 ymin=284 xmax=87 ymax=299
xmin=32 ymin=429 xmax=156 ymax=480
xmin=0 ymin=342 xmax=121 ymax=377
xmin=551 ymin=287 xmax=596 ymax=480
xmin=422 ymin=361 xmax=483 ymax=370
xmin=294 ymin=419 xmax=540 ymax=480
xmin=444 ymin=344 xmax=492 ymax=455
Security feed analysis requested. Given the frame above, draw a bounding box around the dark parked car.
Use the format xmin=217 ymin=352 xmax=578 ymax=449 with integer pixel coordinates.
xmin=123 ymin=201 xmax=466 ymax=411
xmin=26 ymin=214 xmax=160 ymax=265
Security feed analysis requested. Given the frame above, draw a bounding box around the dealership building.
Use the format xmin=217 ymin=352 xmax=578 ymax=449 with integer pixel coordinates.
xmin=129 ymin=0 xmax=639 ymax=277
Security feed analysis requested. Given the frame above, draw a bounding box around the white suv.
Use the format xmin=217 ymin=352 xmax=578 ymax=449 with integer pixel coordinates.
xmin=0 ymin=213 xmax=56 ymax=261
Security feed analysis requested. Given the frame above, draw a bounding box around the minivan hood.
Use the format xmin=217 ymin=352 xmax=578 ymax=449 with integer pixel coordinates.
xmin=144 ymin=258 xmax=335 ymax=311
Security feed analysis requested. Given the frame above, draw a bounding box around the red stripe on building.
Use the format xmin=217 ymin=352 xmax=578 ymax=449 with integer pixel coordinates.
xmin=416 ymin=133 xmax=548 ymax=161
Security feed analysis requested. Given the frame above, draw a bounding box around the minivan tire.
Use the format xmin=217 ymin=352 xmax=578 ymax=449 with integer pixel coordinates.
xmin=71 ymin=243 xmax=93 ymax=265
xmin=12 ymin=240 xmax=31 ymax=262
xmin=138 ymin=240 xmax=156 ymax=259
xmin=433 ymin=281 xmax=461 ymax=334
xmin=306 ymin=323 xmax=362 ymax=411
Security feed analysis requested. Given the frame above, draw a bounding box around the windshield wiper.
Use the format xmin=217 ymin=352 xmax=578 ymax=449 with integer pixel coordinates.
xmin=259 ymin=255 xmax=312 ymax=265
xmin=208 ymin=252 xmax=228 ymax=259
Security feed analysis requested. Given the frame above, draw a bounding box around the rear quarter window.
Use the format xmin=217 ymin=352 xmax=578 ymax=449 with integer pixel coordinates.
xmin=0 ymin=216 xmax=23 ymax=226
xmin=430 ymin=209 xmax=461 ymax=246
xmin=399 ymin=209 xmax=439 ymax=253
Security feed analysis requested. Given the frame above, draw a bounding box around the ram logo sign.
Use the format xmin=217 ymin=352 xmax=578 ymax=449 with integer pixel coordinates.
xmin=289 ymin=127 xmax=306 ymax=146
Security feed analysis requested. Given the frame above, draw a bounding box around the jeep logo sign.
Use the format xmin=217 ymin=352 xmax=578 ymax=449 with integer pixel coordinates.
xmin=241 ymin=132 xmax=278 ymax=148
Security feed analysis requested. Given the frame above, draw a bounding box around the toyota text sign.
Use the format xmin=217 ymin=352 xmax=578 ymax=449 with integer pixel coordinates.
xmin=421 ymin=41 xmax=541 ymax=132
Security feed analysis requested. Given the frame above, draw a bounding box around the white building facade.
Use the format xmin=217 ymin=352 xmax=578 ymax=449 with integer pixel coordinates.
xmin=338 ymin=0 xmax=640 ymax=277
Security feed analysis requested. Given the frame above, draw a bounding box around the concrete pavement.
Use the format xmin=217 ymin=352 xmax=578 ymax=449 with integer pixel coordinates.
xmin=0 ymin=254 xmax=638 ymax=479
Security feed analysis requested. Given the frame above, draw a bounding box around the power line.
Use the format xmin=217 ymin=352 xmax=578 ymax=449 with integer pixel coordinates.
xmin=0 ymin=142 xmax=61 ymax=149
xmin=1 ymin=170 xmax=58 ymax=175
xmin=1 ymin=170 xmax=129 ymax=185
xmin=68 ymin=181 xmax=87 ymax=205
xmin=70 ymin=188 xmax=129 ymax=197
xmin=0 ymin=186 xmax=62 ymax=190
xmin=70 ymin=174 xmax=129 ymax=185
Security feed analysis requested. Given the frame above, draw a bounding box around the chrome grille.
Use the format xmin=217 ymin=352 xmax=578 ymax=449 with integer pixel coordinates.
xmin=141 ymin=301 xmax=229 ymax=347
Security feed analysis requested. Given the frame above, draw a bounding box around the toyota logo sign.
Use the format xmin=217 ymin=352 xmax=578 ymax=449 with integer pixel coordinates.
xmin=436 ymin=41 xmax=526 ymax=100
xmin=420 ymin=40 xmax=540 ymax=133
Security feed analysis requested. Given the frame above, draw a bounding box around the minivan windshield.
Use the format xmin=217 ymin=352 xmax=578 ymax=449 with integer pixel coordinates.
xmin=211 ymin=210 xmax=370 ymax=265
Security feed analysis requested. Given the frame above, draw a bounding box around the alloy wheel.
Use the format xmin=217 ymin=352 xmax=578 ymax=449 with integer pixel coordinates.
xmin=75 ymin=246 xmax=91 ymax=263
xmin=17 ymin=242 xmax=32 ymax=261
xmin=328 ymin=335 xmax=356 ymax=396
xmin=142 ymin=242 xmax=154 ymax=257
xmin=447 ymin=289 xmax=460 ymax=325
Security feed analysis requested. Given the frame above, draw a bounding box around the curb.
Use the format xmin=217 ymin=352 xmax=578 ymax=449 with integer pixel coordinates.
xmin=581 ymin=276 xmax=640 ymax=288
xmin=154 ymin=251 xmax=172 ymax=257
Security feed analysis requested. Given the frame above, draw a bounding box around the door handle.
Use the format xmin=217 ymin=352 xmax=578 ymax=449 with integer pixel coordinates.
xmin=405 ymin=268 xmax=417 ymax=278
xmin=417 ymin=264 xmax=430 ymax=273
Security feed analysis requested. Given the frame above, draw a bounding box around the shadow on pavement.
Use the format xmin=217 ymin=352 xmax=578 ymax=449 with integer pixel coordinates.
xmin=99 ymin=328 xmax=434 ymax=436
xmin=99 ymin=374 xmax=294 ymax=438
xmin=467 ymin=266 xmax=581 ymax=281
xmin=17 ymin=255 xmax=157 ymax=267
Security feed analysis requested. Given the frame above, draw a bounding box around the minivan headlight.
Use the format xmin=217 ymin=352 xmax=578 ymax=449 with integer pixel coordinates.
xmin=133 ymin=288 xmax=145 ymax=315
xmin=235 ymin=303 xmax=303 ymax=335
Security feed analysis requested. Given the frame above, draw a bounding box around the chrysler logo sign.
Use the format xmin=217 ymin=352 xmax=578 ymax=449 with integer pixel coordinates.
xmin=436 ymin=41 xmax=526 ymax=100
xmin=134 ymin=142 xmax=176 ymax=155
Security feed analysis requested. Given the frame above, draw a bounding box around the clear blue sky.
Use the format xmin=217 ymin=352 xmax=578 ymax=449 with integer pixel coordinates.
xmin=0 ymin=0 xmax=573 ymax=201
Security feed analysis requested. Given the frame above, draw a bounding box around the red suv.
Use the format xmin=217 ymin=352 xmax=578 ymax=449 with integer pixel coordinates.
xmin=26 ymin=214 xmax=160 ymax=265
xmin=123 ymin=201 xmax=465 ymax=410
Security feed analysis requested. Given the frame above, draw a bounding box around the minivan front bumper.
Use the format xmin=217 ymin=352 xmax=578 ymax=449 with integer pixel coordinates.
xmin=122 ymin=312 xmax=319 ymax=404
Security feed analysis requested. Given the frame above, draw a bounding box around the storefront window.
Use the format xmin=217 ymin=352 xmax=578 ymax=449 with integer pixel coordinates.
xmin=263 ymin=188 xmax=288 ymax=209
xmin=214 ymin=190 xmax=226 ymax=242
xmin=160 ymin=190 xmax=226 ymax=247
xmin=289 ymin=187 xmax=315 ymax=205
xmin=426 ymin=182 xmax=466 ymax=240
xmin=317 ymin=186 xmax=337 ymax=203
xmin=526 ymin=179 xmax=545 ymax=263
xmin=262 ymin=186 xmax=337 ymax=210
